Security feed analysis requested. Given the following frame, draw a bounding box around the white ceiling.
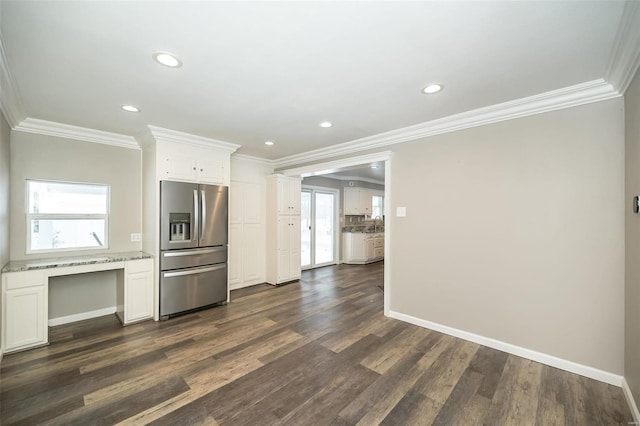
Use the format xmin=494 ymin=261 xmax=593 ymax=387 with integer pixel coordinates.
xmin=0 ymin=1 xmax=628 ymax=160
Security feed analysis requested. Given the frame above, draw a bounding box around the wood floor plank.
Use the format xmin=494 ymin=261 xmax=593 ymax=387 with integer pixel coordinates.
xmin=483 ymin=355 xmax=543 ymax=425
xmin=0 ymin=262 xmax=634 ymax=425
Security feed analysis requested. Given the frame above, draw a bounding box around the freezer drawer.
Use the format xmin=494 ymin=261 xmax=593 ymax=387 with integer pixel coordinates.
xmin=160 ymin=246 xmax=227 ymax=271
xmin=160 ymin=263 xmax=227 ymax=317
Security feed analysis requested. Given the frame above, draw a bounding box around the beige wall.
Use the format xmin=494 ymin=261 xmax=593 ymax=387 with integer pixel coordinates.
xmin=389 ymin=98 xmax=624 ymax=374
xmin=10 ymin=131 xmax=142 ymax=317
xmin=625 ymin=67 xmax=640 ymax=408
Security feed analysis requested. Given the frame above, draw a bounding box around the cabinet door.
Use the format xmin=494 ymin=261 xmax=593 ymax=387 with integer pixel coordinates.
xmin=360 ymin=188 xmax=372 ymax=215
xmin=244 ymin=223 xmax=262 ymax=282
xmin=288 ymin=179 xmax=301 ymax=215
xmin=197 ymin=158 xmax=224 ymax=184
xmin=344 ymin=188 xmax=360 ymax=215
xmin=351 ymin=234 xmax=366 ymax=261
xmin=366 ymin=239 xmax=375 ymax=260
xmin=164 ymin=154 xmax=197 ymax=181
xmin=244 ymin=183 xmax=261 ymax=223
xmin=229 ymin=183 xmax=244 ymax=225
xmin=125 ymin=271 xmax=153 ymax=323
xmin=4 ymin=286 xmax=47 ymax=351
xmin=289 ymin=215 xmax=301 ymax=280
xmin=374 ymin=247 xmax=384 ymax=259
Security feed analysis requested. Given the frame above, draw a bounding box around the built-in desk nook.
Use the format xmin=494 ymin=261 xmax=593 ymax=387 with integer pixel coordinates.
xmin=1 ymin=251 xmax=154 ymax=354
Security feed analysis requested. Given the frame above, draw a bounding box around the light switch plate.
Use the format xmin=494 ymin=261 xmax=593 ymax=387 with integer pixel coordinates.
xmin=130 ymin=233 xmax=141 ymax=242
xmin=396 ymin=207 xmax=407 ymax=217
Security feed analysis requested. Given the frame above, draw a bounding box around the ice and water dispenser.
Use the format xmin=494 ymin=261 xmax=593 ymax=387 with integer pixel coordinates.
xmin=169 ymin=213 xmax=191 ymax=242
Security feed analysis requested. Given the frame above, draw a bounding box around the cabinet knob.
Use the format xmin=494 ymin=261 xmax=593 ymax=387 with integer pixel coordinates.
xmin=192 ymin=167 xmax=196 ymax=170
xmin=200 ymin=168 xmax=203 ymax=172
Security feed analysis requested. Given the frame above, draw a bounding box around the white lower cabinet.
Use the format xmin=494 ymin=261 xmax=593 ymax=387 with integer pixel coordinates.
xmin=343 ymin=233 xmax=384 ymax=264
xmin=2 ymin=270 xmax=48 ymax=353
xmin=121 ymin=259 xmax=154 ymax=324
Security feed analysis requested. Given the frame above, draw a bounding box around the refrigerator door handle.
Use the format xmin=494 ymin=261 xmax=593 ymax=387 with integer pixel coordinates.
xmin=193 ymin=189 xmax=199 ymax=243
xmin=163 ymin=264 xmax=226 ymax=278
xmin=163 ymin=247 xmax=226 ymax=257
xmin=201 ymin=189 xmax=206 ymax=240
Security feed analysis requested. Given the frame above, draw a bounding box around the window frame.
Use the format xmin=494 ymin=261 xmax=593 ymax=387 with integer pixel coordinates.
xmin=25 ymin=179 xmax=111 ymax=254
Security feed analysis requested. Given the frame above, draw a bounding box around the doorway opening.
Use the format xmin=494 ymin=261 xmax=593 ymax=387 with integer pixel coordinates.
xmin=301 ymin=187 xmax=339 ymax=269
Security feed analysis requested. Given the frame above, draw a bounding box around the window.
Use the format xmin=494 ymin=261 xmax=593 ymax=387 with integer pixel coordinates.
xmin=372 ymin=195 xmax=384 ymax=219
xmin=27 ymin=180 xmax=109 ymax=253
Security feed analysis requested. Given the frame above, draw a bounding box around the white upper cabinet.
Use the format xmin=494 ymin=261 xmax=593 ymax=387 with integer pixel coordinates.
xmin=276 ymin=177 xmax=301 ymax=215
xmin=146 ymin=125 xmax=240 ymax=187
xmin=344 ymin=187 xmax=372 ymax=215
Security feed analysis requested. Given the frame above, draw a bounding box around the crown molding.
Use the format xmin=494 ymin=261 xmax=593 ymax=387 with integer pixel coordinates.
xmin=274 ymin=79 xmax=618 ymax=169
xmin=231 ymin=153 xmax=275 ymax=166
xmin=605 ymin=0 xmax=640 ymax=95
xmin=280 ymin=151 xmax=393 ymax=178
xmin=0 ymin=31 xmax=26 ymax=127
xmin=147 ymin=125 xmax=240 ymax=153
xmin=14 ymin=118 xmax=139 ymax=149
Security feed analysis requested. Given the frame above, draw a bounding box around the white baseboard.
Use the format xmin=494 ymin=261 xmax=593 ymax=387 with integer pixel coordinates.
xmin=623 ymin=378 xmax=640 ymax=423
xmin=388 ymin=310 xmax=623 ymax=387
xmin=48 ymin=306 xmax=117 ymax=327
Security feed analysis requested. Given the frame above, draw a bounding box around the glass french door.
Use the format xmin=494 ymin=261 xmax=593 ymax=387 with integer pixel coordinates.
xmin=301 ymin=188 xmax=336 ymax=269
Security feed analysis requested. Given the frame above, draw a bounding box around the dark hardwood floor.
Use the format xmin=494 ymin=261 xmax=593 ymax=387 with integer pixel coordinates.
xmin=0 ymin=262 xmax=633 ymax=425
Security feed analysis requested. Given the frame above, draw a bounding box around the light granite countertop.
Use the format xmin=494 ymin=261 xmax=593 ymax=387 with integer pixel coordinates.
xmin=1 ymin=251 xmax=153 ymax=273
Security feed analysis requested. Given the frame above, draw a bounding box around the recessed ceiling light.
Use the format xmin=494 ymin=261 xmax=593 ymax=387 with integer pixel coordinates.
xmin=422 ymin=83 xmax=443 ymax=94
xmin=121 ymin=105 xmax=140 ymax=112
xmin=319 ymin=121 xmax=333 ymax=128
xmin=153 ymin=52 xmax=182 ymax=68
xmin=265 ymin=141 xmax=275 ymax=146
xmin=371 ymin=164 xmax=379 ymax=169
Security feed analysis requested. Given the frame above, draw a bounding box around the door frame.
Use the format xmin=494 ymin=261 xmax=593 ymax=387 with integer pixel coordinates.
xmin=278 ymin=150 xmax=392 ymax=317
xmin=301 ymin=185 xmax=340 ymax=270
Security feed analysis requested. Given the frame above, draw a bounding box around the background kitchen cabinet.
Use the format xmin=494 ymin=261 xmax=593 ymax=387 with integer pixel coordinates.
xmin=229 ymin=181 xmax=264 ymax=289
xmin=344 ymin=187 xmax=372 ymax=216
xmin=343 ymin=232 xmax=384 ymax=264
xmin=267 ymin=174 xmax=302 ymax=285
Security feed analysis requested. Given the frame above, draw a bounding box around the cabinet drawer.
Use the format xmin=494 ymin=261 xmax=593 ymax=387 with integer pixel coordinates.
xmin=4 ymin=270 xmax=46 ymax=290
xmin=374 ymin=238 xmax=384 ymax=248
xmin=374 ymin=247 xmax=384 ymax=258
xmin=126 ymin=258 xmax=153 ymax=275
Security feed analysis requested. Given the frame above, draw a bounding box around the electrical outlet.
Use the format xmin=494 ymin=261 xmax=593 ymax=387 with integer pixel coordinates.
xmin=130 ymin=233 xmax=141 ymax=242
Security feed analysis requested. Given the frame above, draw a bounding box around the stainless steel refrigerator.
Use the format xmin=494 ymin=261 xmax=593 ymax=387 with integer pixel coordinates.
xmin=159 ymin=180 xmax=228 ymax=318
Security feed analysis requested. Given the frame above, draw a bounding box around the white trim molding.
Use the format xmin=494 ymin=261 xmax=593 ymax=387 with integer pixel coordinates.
xmin=48 ymin=306 xmax=117 ymax=327
xmin=231 ymin=153 xmax=275 ymax=167
xmin=279 ymin=151 xmax=393 ymax=178
xmin=606 ymin=0 xmax=640 ymax=95
xmin=0 ymin=31 xmax=27 ymax=128
xmin=623 ymin=378 xmax=640 ymax=423
xmin=14 ymin=118 xmax=139 ymax=150
xmin=388 ymin=310 xmax=624 ymax=387
xmin=147 ymin=125 xmax=240 ymax=154
xmin=274 ymin=79 xmax=618 ymax=169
